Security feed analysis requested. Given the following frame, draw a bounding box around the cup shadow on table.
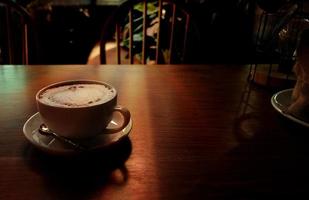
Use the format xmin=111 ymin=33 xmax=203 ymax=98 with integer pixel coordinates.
xmin=24 ymin=136 xmax=132 ymax=199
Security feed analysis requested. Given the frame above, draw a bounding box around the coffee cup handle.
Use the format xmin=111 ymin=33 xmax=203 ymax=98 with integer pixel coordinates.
xmin=104 ymin=105 xmax=131 ymax=134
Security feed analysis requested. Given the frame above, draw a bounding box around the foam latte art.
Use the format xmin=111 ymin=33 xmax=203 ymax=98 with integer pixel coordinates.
xmin=39 ymin=84 xmax=114 ymax=107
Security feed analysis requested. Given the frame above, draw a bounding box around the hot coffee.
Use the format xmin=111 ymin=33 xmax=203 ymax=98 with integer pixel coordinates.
xmin=36 ymin=80 xmax=131 ymax=139
xmin=38 ymin=84 xmax=115 ymax=108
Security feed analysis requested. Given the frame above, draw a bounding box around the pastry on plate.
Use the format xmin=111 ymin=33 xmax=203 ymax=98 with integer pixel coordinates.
xmin=287 ymin=29 xmax=309 ymax=122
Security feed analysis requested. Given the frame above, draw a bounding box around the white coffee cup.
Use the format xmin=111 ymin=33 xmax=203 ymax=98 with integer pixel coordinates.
xmin=36 ymin=80 xmax=131 ymax=139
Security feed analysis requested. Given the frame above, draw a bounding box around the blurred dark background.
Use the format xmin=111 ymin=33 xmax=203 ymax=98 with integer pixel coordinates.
xmin=2 ymin=0 xmax=309 ymax=64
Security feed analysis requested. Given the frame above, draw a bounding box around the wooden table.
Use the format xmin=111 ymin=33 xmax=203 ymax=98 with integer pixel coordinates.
xmin=0 ymin=64 xmax=308 ymax=199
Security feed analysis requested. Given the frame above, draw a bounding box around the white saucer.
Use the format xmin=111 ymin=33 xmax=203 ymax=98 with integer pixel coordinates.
xmin=271 ymin=88 xmax=309 ymax=128
xmin=23 ymin=112 xmax=133 ymax=155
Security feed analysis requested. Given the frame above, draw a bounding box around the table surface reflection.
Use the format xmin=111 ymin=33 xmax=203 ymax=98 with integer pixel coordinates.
xmin=0 ymin=64 xmax=308 ymax=199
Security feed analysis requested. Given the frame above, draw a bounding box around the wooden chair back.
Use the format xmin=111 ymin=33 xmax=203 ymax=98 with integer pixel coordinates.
xmin=100 ymin=0 xmax=195 ymax=64
xmin=0 ymin=0 xmax=32 ymax=64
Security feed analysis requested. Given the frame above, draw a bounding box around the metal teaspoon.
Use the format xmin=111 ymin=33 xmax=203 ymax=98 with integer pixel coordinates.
xmin=38 ymin=124 xmax=87 ymax=152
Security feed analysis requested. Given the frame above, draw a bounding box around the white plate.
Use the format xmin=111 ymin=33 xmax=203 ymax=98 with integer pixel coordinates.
xmin=23 ymin=112 xmax=132 ymax=155
xmin=271 ymin=88 xmax=309 ymax=128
